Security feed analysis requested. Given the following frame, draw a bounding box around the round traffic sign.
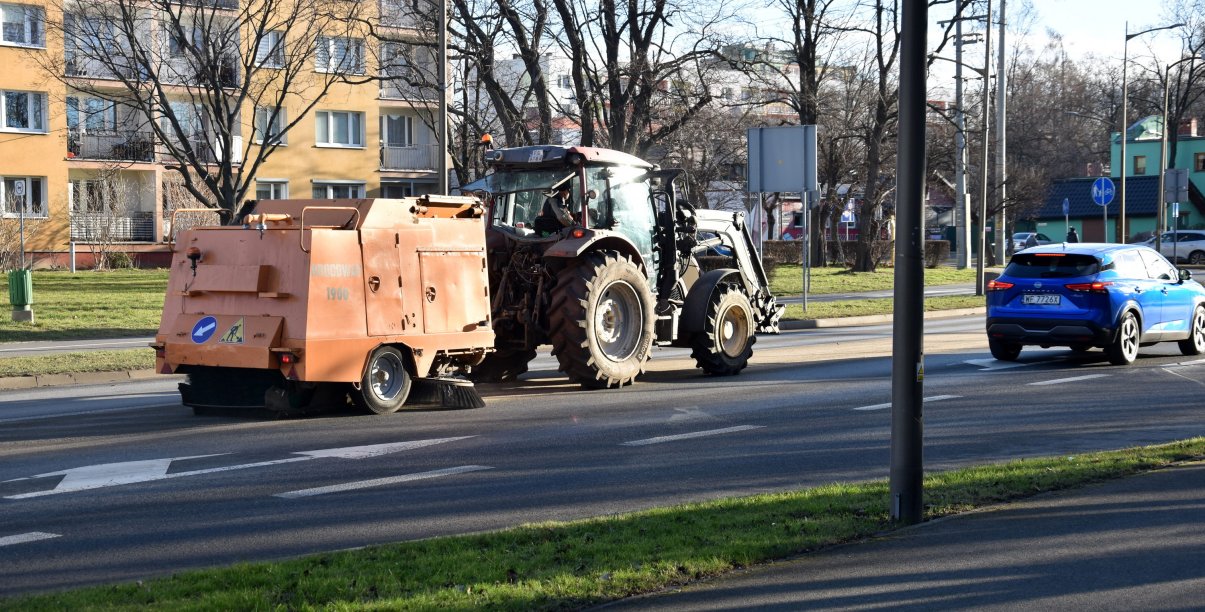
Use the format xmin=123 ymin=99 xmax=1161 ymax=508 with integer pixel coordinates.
xmin=1091 ymin=177 xmax=1115 ymax=207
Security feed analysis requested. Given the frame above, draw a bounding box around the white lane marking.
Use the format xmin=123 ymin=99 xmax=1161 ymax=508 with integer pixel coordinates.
xmin=1175 ymin=358 xmax=1205 ymax=367
xmin=1028 ymin=374 xmax=1110 ymax=386
xmin=853 ymin=395 xmax=961 ymax=411
xmin=4 ymin=438 xmax=475 ymax=500
xmin=621 ymin=425 xmax=764 ymax=446
xmin=275 ymin=465 xmax=492 ymax=499
xmin=964 ymin=358 xmax=1060 ymax=371
xmin=0 ymin=532 xmax=60 ymax=547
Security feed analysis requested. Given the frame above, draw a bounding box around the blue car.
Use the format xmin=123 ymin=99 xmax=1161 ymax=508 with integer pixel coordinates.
xmin=986 ymin=243 xmax=1205 ymax=365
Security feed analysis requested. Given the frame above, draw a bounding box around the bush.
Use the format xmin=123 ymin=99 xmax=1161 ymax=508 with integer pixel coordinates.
xmin=762 ymin=240 xmax=804 ymax=264
xmin=925 ymin=240 xmax=951 ymax=268
xmin=105 ymin=252 xmax=134 ymax=269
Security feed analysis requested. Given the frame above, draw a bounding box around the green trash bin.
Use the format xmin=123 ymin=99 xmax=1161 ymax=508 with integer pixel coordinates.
xmin=8 ymin=269 xmax=32 ymax=309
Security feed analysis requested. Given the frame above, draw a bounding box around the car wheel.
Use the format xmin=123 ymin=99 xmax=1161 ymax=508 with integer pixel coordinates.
xmin=989 ymin=338 xmax=1021 ymax=361
xmin=1178 ymin=305 xmax=1205 ymax=356
xmin=1188 ymin=250 xmax=1205 ymax=265
xmin=1106 ymin=312 xmax=1140 ymax=365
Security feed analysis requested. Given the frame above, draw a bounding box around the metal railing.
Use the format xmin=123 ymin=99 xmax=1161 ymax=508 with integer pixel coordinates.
xmin=380 ymin=143 xmax=439 ymax=171
xmin=379 ymin=76 xmax=440 ymax=102
xmin=68 ymin=130 xmax=156 ymax=162
xmin=70 ymin=211 xmax=155 ymax=242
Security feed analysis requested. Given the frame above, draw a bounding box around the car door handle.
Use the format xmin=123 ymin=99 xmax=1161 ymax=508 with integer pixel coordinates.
xmin=1134 ymin=287 xmax=1143 ymax=293
xmin=1161 ymin=288 xmax=1169 ymax=295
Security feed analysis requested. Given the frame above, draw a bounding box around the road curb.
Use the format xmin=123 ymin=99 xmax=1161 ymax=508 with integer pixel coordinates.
xmin=780 ymin=307 xmax=986 ymax=330
xmin=0 ymin=369 xmax=159 ymax=391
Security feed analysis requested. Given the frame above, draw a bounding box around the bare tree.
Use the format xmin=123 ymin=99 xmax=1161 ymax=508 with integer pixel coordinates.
xmin=33 ymin=0 xmax=372 ymax=215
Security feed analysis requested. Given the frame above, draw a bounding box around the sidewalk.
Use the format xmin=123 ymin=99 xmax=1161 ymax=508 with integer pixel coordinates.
xmin=598 ymin=461 xmax=1205 ymax=611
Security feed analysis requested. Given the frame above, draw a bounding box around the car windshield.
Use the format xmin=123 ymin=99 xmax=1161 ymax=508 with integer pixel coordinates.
xmin=1005 ymin=253 xmax=1100 ymax=278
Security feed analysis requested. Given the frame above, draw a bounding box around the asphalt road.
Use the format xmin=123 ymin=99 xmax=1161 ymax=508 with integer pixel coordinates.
xmin=1 ymin=314 xmax=1203 ymax=597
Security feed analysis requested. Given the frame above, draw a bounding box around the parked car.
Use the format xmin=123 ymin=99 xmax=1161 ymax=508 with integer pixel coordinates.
xmin=1008 ymin=231 xmax=1053 ymax=255
xmin=1140 ymin=230 xmax=1205 ymax=265
xmin=985 ymin=243 xmax=1205 ymax=365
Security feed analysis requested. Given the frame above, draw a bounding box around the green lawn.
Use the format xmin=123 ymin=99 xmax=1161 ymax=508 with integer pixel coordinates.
xmin=0 ymin=270 xmax=167 ymax=342
xmin=0 ymin=349 xmax=154 ymax=378
xmin=7 ymin=439 xmax=1203 ymax=611
xmin=769 ymin=264 xmax=978 ymax=296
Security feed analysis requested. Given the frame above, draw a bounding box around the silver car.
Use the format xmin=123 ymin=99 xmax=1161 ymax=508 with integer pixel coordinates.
xmin=1143 ymin=231 xmax=1205 ymax=265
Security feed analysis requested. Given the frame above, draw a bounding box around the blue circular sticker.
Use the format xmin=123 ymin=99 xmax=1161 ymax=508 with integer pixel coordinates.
xmin=191 ymin=316 xmax=219 ymax=344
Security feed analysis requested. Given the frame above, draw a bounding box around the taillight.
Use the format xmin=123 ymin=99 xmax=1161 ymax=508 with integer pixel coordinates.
xmin=1064 ymin=281 xmax=1112 ymax=293
xmin=279 ymin=352 xmax=299 ymax=364
xmin=571 ymin=228 xmax=586 ymax=239
xmin=987 ymin=279 xmax=1014 ymax=291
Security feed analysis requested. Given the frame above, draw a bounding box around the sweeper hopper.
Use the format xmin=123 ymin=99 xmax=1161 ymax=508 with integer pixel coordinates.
xmin=153 ymin=195 xmax=494 ymax=415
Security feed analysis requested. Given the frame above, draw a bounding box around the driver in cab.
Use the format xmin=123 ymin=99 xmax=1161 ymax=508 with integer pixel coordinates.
xmin=535 ymin=184 xmax=575 ymax=235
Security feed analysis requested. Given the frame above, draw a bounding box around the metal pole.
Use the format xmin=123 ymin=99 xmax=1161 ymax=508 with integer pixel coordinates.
xmin=1158 ymin=64 xmax=1169 ymax=253
xmin=1119 ymin=21 xmax=1128 ymax=244
xmin=976 ymin=0 xmax=992 ymax=294
xmin=994 ymin=0 xmax=1007 ymax=260
xmin=955 ymin=8 xmax=969 ymax=269
xmin=18 ymin=202 xmax=25 ymax=270
xmin=802 ymin=193 xmax=809 ymax=311
xmin=890 ymin=0 xmax=926 ymax=526
xmin=1103 ymin=201 xmax=1108 ymax=242
xmin=437 ymin=0 xmax=449 ymax=194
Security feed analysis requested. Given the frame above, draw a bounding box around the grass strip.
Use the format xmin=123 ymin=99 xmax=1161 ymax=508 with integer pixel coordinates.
xmin=9 ymin=438 xmax=1204 ymax=611
xmin=783 ymin=294 xmax=984 ymax=320
xmin=769 ymin=265 xmax=978 ymax=296
xmin=0 ymin=270 xmax=167 ymax=343
xmin=0 ymin=349 xmax=154 ymax=378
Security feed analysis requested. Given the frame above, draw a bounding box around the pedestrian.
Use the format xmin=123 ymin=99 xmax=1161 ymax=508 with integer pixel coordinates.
xmin=1066 ymin=227 xmax=1079 ymax=243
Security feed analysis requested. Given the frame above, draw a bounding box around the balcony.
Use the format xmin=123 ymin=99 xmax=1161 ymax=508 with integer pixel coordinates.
xmin=380 ymin=77 xmax=439 ymax=103
xmin=71 ymin=211 xmax=155 ymax=242
xmin=380 ymin=143 xmax=438 ymax=171
xmin=68 ymin=130 xmax=156 ymax=162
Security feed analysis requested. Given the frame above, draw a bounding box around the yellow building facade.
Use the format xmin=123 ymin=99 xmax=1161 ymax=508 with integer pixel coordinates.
xmin=0 ymin=0 xmax=440 ymax=268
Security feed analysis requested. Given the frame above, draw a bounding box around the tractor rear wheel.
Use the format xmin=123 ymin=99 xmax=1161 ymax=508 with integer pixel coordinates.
xmin=353 ymin=346 xmax=412 ymax=414
xmin=691 ymin=284 xmax=755 ymax=375
xmin=548 ymin=251 xmax=655 ymax=388
xmin=468 ymin=348 xmax=538 ymax=383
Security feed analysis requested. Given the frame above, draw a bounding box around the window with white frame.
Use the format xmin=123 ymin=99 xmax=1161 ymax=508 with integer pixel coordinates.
xmin=255 ymin=180 xmax=288 ymax=200
xmin=557 ymin=74 xmax=571 ymax=89
xmin=66 ymin=96 xmax=119 ymax=132
xmin=255 ymin=30 xmax=284 ymax=67
xmin=381 ymin=113 xmax=412 ymax=146
xmin=1 ymin=176 xmax=45 ymax=217
xmin=69 ymin=179 xmax=114 ymax=213
xmin=254 ymin=106 xmax=287 ymax=145
xmin=311 ymin=181 xmax=365 ymax=199
xmin=1 ymin=3 xmax=43 ymax=47
xmin=315 ymin=110 xmax=363 ymax=147
xmin=2 ymin=90 xmax=46 ymax=132
xmin=315 ymin=36 xmax=364 ymax=74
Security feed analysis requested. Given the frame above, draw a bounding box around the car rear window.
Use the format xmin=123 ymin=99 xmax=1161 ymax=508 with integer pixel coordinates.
xmin=1005 ymin=253 xmax=1100 ymax=278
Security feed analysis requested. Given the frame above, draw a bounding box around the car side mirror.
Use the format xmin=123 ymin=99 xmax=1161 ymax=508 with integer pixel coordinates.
xmin=1180 ymin=268 xmax=1193 ymax=282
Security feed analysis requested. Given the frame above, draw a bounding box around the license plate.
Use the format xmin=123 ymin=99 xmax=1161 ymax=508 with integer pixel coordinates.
xmin=1022 ymin=294 xmax=1060 ymax=305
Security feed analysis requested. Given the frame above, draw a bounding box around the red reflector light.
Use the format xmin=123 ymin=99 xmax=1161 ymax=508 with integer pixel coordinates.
xmin=1064 ymin=281 xmax=1112 ymax=293
xmin=571 ymin=228 xmax=586 ymax=239
xmin=987 ymin=279 xmax=1014 ymax=291
xmin=279 ymin=353 xmax=297 ymax=364
xmin=1033 ymin=253 xmax=1066 ymax=257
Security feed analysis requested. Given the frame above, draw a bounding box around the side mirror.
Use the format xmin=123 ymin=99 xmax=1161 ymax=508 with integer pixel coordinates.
xmin=1180 ymin=268 xmax=1193 ymax=282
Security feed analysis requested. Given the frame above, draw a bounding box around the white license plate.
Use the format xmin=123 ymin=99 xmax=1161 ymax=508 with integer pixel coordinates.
xmin=1022 ymin=294 xmax=1061 ymax=305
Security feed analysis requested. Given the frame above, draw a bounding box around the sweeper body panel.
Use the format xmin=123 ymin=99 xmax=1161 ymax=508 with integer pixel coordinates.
xmin=154 ymin=196 xmax=494 ymax=415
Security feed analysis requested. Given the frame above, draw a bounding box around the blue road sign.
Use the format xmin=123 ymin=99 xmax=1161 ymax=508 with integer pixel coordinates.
xmin=1062 ymin=197 xmax=1070 ymax=216
xmin=1091 ymin=177 xmax=1115 ymax=207
xmin=191 ymin=316 xmax=218 ymax=344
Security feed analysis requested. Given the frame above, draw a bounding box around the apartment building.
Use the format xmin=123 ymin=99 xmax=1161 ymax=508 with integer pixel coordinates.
xmin=0 ymin=0 xmax=443 ymax=268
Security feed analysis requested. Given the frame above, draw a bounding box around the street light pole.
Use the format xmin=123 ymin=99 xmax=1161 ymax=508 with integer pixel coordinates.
xmin=994 ymin=0 xmax=1007 ymax=263
xmin=1121 ymin=21 xmax=1185 ymax=243
xmin=1158 ymin=55 xmax=1198 ymax=253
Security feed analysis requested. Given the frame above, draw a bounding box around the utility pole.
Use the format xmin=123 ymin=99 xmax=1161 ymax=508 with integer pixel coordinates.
xmin=976 ymin=0 xmax=992 ymax=294
xmin=954 ymin=6 xmax=970 ymax=270
xmin=994 ymin=0 xmax=1007 ymax=261
xmin=891 ymin=0 xmax=927 ymax=526
xmin=437 ymin=0 xmax=449 ymax=193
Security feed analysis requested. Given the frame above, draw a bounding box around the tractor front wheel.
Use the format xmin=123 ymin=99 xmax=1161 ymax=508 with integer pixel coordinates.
xmin=691 ymin=284 xmax=755 ymax=376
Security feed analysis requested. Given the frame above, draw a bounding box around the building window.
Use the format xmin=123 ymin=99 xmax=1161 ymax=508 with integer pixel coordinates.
xmin=67 ymin=96 xmax=119 ymax=132
xmin=315 ymin=110 xmax=363 ymax=147
xmin=1 ymin=176 xmax=45 ymax=218
xmin=1195 ymin=153 xmax=1205 ymax=172
xmin=312 ymin=181 xmax=365 ymax=199
xmin=255 ymin=30 xmax=284 ymax=67
xmin=315 ymin=36 xmax=364 ymax=74
xmin=557 ymin=74 xmax=571 ymax=89
xmin=1 ymin=90 xmax=47 ymax=132
xmin=1 ymin=3 xmax=43 ymax=47
xmin=255 ymin=180 xmax=288 ymax=200
xmin=1133 ymin=155 xmax=1147 ymax=176
xmin=254 ymin=106 xmax=287 ymax=145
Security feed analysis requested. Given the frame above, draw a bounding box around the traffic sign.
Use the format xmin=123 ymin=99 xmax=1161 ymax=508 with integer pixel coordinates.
xmin=1091 ymin=177 xmax=1115 ymax=206
xmin=1163 ymin=168 xmax=1189 ymax=203
xmin=1062 ymin=198 xmax=1070 ymax=216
